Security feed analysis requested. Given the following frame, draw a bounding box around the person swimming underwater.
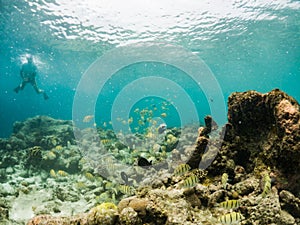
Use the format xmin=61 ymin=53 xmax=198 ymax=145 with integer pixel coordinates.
xmin=14 ymin=55 xmax=49 ymax=100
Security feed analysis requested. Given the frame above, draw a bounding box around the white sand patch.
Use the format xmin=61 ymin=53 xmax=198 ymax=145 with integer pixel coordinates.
xmin=10 ymin=189 xmax=51 ymax=223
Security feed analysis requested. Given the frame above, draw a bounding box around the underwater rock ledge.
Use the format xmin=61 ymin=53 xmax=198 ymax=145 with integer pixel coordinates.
xmin=213 ymin=88 xmax=300 ymax=196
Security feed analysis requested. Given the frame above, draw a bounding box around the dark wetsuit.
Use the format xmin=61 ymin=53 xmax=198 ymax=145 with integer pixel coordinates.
xmin=14 ymin=60 xmax=48 ymax=100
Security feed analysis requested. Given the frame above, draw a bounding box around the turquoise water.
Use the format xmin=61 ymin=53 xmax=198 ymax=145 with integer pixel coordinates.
xmin=0 ymin=0 xmax=299 ymax=137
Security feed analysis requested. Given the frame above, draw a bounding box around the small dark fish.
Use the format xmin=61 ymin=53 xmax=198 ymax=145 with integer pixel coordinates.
xmin=121 ymin=171 xmax=129 ymax=185
xmin=138 ymin=157 xmax=152 ymax=167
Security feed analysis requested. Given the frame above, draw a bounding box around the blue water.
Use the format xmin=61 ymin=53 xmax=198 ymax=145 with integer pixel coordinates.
xmin=0 ymin=0 xmax=299 ymax=137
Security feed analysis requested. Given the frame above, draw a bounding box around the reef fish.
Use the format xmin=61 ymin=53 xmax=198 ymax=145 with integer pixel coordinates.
xmin=261 ymin=173 xmax=271 ymax=198
xmin=84 ymin=172 xmax=94 ymax=181
xmin=221 ymin=173 xmax=229 ymax=189
xmin=138 ymin=157 xmax=152 ymax=167
xmin=157 ymin=123 xmax=167 ymax=134
xmin=218 ymin=212 xmax=244 ymax=224
xmin=180 ymin=174 xmax=199 ymax=189
xmin=160 ymin=112 xmax=167 ymax=118
xmin=83 ymin=115 xmax=94 ymax=123
xmin=121 ymin=171 xmax=129 ymax=185
xmin=174 ymin=163 xmax=191 ymax=176
xmin=101 ymin=139 xmax=111 ymax=145
xmin=57 ymin=170 xmax=68 ymax=177
xmin=119 ymin=185 xmax=135 ymax=195
xmin=219 ymin=200 xmax=241 ymax=209
xmin=49 ymin=169 xmax=56 ymax=178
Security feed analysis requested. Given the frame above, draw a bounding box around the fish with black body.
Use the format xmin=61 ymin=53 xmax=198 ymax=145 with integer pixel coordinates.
xmin=137 ymin=157 xmax=152 ymax=167
xmin=121 ymin=171 xmax=129 ymax=185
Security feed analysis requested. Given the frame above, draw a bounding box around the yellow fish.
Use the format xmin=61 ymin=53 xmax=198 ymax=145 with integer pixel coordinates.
xmin=219 ymin=200 xmax=240 ymax=209
xmin=119 ymin=185 xmax=135 ymax=195
xmin=160 ymin=113 xmax=167 ymax=118
xmin=57 ymin=170 xmax=68 ymax=177
xmin=148 ymin=110 xmax=153 ymax=117
xmin=138 ymin=120 xmax=145 ymax=126
xmin=221 ymin=173 xmax=229 ymax=189
xmin=174 ymin=164 xmax=191 ymax=176
xmin=85 ymin=172 xmax=94 ymax=181
xmin=46 ymin=151 xmax=56 ymax=160
xmin=76 ymin=182 xmax=87 ymax=190
xmin=218 ymin=212 xmax=244 ymax=224
xmin=261 ymin=173 xmax=271 ymax=198
xmin=55 ymin=145 xmax=63 ymax=151
xmin=101 ymin=139 xmax=111 ymax=145
xmin=106 ymin=157 xmax=116 ymax=172
xmin=180 ymin=174 xmax=199 ymax=189
xmin=49 ymin=169 xmax=56 ymax=178
xmin=83 ymin=115 xmax=94 ymax=123
xmin=128 ymin=117 xmax=133 ymax=124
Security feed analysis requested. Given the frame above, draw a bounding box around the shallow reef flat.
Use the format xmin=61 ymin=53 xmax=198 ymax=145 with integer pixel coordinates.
xmin=0 ymin=89 xmax=299 ymax=225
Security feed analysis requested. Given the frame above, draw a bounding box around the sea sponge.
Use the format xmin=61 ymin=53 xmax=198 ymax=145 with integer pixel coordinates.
xmin=119 ymin=207 xmax=142 ymax=225
xmin=118 ymin=196 xmax=150 ymax=216
xmin=87 ymin=202 xmax=118 ymax=225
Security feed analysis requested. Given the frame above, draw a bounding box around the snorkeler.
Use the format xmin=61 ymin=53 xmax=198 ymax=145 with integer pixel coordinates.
xmin=14 ymin=55 xmax=49 ymax=100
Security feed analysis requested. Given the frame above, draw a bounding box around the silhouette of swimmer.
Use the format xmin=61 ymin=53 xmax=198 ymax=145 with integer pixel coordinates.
xmin=14 ymin=55 xmax=49 ymax=100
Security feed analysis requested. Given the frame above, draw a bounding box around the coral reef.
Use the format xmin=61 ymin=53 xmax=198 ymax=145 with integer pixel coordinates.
xmin=11 ymin=115 xmax=75 ymax=149
xmin=213 ymin=89 xmax=300 ymax=196
xmin=0 ymin=89 xmax=299 ymax=225
xmin=27 ymin=203 xmax=118 ymax=225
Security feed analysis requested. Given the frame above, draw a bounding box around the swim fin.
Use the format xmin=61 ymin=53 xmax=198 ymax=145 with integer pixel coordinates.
xmin=43 ymin=92 xmax=49 ymax=100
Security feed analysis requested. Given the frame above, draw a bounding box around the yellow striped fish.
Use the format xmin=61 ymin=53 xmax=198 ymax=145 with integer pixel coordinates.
xmin=49 ymin=169 xmax=56 ymax=178
xmin=119 ymin=185 xmax=135 ymax=195
xmin=84 ymin=172 xmax=94 ymax=181
xmin=261 ymin=173 xmax=271 ymax=198
xmin=57 ymin=170 xmax=68 ymax=177
xmin=174 ymin=164 xmax=191 ymax=176
xmin=218 ymin=212 xmax=244 ymax=224
xmin=101 ymin=139 xmax=111 ymax=145
xmin=219 ymin=200 xmax=240 ymax=209
xmin=180 ymin=174 xmax=199 ymax=188
xmin=221 ymin=173 xmax=229 ymax=189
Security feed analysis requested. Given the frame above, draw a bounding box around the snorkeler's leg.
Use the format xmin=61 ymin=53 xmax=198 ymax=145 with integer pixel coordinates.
xmin=14 ymin=81 xmax=27 ymax=93
xmin=32 ymin=80 xmax=43 ymax=94
xmin=32 ymin=80 xmax=49 ymax=100
xmin=43 ymin=92 xmax=49 ymax=100
xmin=14 ymin=85 xmax=20 ymax=93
